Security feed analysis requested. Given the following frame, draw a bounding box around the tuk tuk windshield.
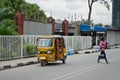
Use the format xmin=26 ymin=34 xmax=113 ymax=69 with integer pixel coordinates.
xmin=38 ymin=38 xmax=53 ymax=47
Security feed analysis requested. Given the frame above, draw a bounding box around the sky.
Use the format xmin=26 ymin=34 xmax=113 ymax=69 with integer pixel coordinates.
xmin=25 ymin=0 xmax=112 ymax=25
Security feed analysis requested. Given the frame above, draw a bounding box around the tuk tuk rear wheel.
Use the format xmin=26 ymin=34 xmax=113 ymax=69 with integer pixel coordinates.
xmin=62 ymin=59 xmax=66 ymax=64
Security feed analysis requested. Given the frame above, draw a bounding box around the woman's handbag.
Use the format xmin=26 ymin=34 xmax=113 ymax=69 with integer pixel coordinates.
xmin=99 ymin=54 xmax=105 ymax=59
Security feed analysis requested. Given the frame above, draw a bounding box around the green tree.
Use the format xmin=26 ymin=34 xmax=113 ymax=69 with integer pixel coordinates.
xmin=80 ymin=19 xmax=93 ymax=25
xmin=94 ymin=23 xmax=103 ymax=26
xmin=1 ymin=0 xmax=25 ymax=13
xmin=88 ymin=0 xmax=110 ymax=24
xmin=24 ymin=3 xmax=47 ymax=22
xmin=0 ymin=0 xmax=47 ymax=22
xmin=104 ymin=24 xmax=111 ymax=28
xmin=0 ymin=7 xmax=18 ymax=35
xmin=0 ymin=7 xmax=15 ymax=22
xmin=0 ymin=19 xmax=18 ymax=35
xmin=24 ymin=3 xmax=40 ymax=19
xmin=38 ymin=10 xmax=47 ymax=22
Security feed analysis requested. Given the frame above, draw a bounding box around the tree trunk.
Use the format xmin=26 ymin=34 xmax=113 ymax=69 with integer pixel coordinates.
xmin=88 ymin=0 xmax=94 ymax=25
xmin=88 ymin=7 xmax=92 ymax=24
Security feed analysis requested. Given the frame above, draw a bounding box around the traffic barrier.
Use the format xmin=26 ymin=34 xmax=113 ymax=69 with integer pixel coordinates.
xmin=17 ymin=63 xmax=25 ymax=67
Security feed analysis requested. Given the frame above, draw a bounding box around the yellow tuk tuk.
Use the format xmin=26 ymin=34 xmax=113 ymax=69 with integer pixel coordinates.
xmin=36 ymin=36 xmax=67 ymax=66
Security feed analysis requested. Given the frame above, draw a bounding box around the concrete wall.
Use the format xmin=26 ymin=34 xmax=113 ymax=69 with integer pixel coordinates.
xmin=69 ymin=23 xmax=76 ymax=35
xmin=69 ymin=28 xmax=75 ymax=33
xmin=24 ymin=21 xmax=52 ymax=35
xmin=107 ymin=30 xmax=120 ymax=45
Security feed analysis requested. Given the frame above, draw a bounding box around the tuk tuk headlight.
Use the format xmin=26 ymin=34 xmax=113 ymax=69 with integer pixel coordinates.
xmin=37 ymin=51 xmax=40 ymax=54
xmin=47 ymin=50 xmax=52 ymax=54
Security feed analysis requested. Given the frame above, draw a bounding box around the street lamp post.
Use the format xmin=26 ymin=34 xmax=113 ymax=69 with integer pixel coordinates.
xmin=117 ymin=13 xmax=119 ymax=28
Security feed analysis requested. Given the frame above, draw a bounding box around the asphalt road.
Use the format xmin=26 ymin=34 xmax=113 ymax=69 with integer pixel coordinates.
xmin=0 ymin=48 xmax=120 ymax=80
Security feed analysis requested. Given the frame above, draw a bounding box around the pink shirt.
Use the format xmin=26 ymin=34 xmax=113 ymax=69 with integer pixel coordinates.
xmin=99 ymin=40 xmax=107 ymax=51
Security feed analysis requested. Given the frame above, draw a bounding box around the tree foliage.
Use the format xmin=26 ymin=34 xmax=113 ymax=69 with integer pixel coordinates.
xmin=0 ymin=7 xmax=15 ymax=22
xmin=0 ymin=0 xmax=25 ymax=13
xmin=23 ymin=3 xmax=47 ymax=22
xmin=0 ymin=7 xmax=18 ymax=35
xmin=25 ymin=43 xmax=37 ymax=55
xmin=0 ymin=0 xmax=47 ymax=22
xmin=80 ymin=19 xmax=93 ymax=25
xmin=94 ymin=23 xmax=103 ymax=26
xmin=0 ymin=0 xmax=48 ymax=35
xmin=0 ymin=20 xmax=18 ymax=35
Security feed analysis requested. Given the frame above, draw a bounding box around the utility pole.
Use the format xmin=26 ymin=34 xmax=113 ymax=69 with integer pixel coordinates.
xmin=50 ymin=11 xmax=52 ymax=17
xmin=68 ymin=14 xmax=70 ymax=23
xmin=75 ymin=13 xmax=76 ymax=22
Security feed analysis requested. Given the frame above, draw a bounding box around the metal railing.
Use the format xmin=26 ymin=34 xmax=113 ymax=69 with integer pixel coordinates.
xmin=0 ymin=35 xmax=92 ymax=60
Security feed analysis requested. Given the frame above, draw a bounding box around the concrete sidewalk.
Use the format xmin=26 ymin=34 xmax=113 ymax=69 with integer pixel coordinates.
xmin=0 ymin=45 xmax=120 ymax=71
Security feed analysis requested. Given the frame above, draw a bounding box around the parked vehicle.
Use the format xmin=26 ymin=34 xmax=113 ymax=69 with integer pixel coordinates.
xmin=36 ymin=36 xmax=67 ymax=66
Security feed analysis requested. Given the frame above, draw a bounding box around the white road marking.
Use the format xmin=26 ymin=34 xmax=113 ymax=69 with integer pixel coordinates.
xmin=54 ymin=56 xmax=120 ymax=80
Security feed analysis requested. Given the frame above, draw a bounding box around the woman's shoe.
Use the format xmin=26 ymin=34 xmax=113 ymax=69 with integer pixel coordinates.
xmin=97 ymin=61 xmax=100 ymax=63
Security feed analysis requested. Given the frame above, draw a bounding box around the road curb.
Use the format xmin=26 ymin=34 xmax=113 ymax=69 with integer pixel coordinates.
xmin=0 ymin=61 xmax=39 ymax=71
xmin=83 ymin=46 xmax=120 ymax=54
xmin=84 ymin=50 xmax=100 ymax=54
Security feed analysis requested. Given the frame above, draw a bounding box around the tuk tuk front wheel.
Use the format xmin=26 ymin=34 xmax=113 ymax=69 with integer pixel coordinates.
xmin=41 ymin=60 xmax=46 ymax=66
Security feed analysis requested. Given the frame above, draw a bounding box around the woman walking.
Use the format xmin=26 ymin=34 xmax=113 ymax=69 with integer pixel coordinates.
xmin=97 ymin=37 xmax=109 ymax=64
